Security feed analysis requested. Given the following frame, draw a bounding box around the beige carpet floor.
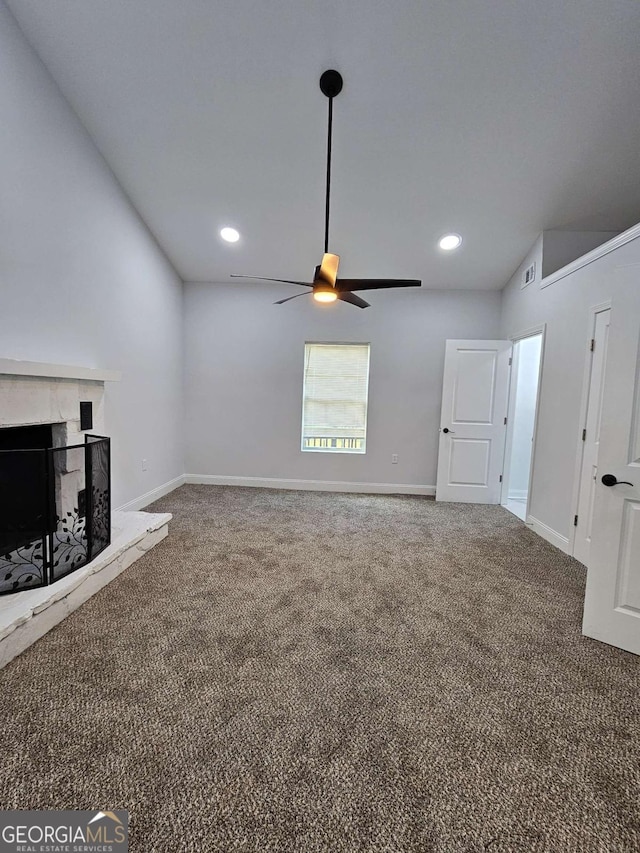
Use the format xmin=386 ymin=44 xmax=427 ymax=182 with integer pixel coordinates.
xmin=1 ymin=485 xmax=639 ymax=852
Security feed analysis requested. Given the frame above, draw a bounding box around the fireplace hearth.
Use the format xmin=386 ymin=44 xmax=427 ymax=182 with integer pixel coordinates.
xmin=0 ymin=431 xmax=110 ymax=595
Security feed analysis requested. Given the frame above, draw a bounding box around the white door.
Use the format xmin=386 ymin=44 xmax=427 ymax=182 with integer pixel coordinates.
xmin=583 ymin=264 xmax=640 ymax=655
xmin=573 ymin=308 xmax=611 ymax=566
xmin=436 ymin=340 xmax=512 ymax=503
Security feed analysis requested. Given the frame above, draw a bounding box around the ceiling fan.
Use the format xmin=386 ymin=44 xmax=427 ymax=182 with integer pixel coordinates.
xmin=231 ymin=70 xmax=422 ymax=309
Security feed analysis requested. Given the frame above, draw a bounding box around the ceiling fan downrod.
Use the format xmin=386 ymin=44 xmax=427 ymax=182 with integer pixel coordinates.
xmin=319 ymin=70 xmax=343 ymax=255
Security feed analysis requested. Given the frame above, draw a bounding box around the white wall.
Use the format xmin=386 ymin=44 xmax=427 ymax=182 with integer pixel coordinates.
xmin=184 ymin=284 xmax=501 ymax=490
xmin=500 ymin=229 xmax=640 ymax=543
xmin=0 ymin=1 xmax=184 ymax=508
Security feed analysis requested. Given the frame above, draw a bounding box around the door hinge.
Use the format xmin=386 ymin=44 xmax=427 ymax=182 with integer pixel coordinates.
xmin=574 ymin=514 xmax=579 ymax=527
xmin=590 ymin=338 xmax=595 ymax=352
xmin=499 ymin=474 xmax=503 ymax=483
xmin=504 ymin=417 xmax=508 ymax=425
xmin=582 ymin=428 xmax=587 ymax=441
xmin=508 ymin=357 xmax=512 ymax=366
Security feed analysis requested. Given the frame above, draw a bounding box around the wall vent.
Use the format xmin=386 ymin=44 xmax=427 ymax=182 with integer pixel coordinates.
xmin=522 ymin=262 xmax=536 ymax=288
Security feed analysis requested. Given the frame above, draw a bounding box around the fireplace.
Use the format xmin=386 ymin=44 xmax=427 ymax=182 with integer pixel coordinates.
xmin=0 ymin=428 xmax=111 ymax=595
xmin=0 ymin=358 xmax=121 ymax=595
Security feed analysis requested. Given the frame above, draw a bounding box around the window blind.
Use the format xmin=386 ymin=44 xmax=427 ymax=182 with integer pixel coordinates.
xmin=301 ymin=343 xmax=370 ymax=453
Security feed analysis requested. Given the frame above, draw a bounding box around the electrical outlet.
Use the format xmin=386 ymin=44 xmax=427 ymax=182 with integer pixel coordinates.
xmin=142 ymin=458 xmax=148 ymax=471
xmin=391 ymin=453 xmax=398 ymax=464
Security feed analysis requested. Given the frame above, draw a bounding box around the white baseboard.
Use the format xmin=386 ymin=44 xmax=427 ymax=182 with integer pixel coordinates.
xmin=116 ymin=475 xmax=186 ymax=512
xmin=185 ymin=474 xmax=435 ymax=496
xmin=507 ymin=489 xmax=528 ymax=501
xmin=526 ymin=515 xmax=571 ymax=554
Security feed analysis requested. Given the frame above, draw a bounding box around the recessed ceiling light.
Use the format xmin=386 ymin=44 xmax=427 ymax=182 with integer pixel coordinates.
xmin=439 ymin=233 xmax=462 ymax=251
xmin=220 ymin=227 xmax=240 ymax=243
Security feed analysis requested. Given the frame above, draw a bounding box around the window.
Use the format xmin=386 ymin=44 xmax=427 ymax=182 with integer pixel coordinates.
xmin=301 ymin=343 xmax=370 ymax=453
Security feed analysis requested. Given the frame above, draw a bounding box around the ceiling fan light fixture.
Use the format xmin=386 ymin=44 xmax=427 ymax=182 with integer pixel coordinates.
xmin=313 ymin=286 xmax=338 ymax=304
xmin=439 ymin=233 xmax=462 ymax=251
xmin=230 ymin=71 xmax=421 ymax=307
xmin=220 ymin=227 xmax=240 ymax=243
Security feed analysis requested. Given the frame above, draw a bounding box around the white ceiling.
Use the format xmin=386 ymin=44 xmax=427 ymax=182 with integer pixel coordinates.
xmin=7 ymin=0 xmax=640 ymax=290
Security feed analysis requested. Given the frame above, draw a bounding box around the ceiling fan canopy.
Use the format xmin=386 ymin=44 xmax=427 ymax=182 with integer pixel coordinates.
xmin=231 ymin=70 xmax=421 ymax=308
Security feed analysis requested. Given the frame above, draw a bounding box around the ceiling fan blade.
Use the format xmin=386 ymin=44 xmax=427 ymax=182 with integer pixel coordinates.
xmin=231 ymin=274 xmax=313 ymax=287
xmin=335 ymin=279 xmax=421 ymax=292
xmin=338 ymin=291 xmax=370 ymax=309
xmin=314 ymin=253 xmax=340 ymax=287
xmin=274 ymin=292 xmax=311 ymax=305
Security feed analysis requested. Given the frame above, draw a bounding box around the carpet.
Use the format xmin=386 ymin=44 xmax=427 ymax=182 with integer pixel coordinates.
xmin=1 ymin=485 xmax=639 ymax=852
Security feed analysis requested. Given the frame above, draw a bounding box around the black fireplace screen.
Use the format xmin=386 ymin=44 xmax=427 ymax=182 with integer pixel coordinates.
xmin=0 ymin=435 xmax=111 ymax=595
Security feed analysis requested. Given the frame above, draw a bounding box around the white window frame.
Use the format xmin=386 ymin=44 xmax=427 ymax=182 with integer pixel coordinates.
xmin=301 ymin=342 xmax=371 ymax=454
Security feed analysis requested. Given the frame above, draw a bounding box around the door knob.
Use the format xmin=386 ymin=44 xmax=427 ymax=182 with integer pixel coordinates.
xmin=601 ymin=474 xmax=634 ymax=487
xmin=442 ymin=427 xmax=455 ymax=434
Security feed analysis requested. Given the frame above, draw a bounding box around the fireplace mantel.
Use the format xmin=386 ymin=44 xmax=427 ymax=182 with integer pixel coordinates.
xmin=0 ymin=358 xmax=121 ymax=383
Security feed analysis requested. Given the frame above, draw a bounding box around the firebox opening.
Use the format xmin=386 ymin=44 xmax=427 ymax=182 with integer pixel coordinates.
xmin=0 ymin=424 xmax=56 ymax=555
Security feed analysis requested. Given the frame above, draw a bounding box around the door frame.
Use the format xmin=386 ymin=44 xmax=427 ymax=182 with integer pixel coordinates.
xmin=569 ymin=300 xmax=612 ymax=556
xmin=500 ymin=323 xmax=546 ymax=522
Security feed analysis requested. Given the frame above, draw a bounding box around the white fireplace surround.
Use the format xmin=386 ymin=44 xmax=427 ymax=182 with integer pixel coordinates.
xmin=0 ymin=358 xmax=121 ymax=441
